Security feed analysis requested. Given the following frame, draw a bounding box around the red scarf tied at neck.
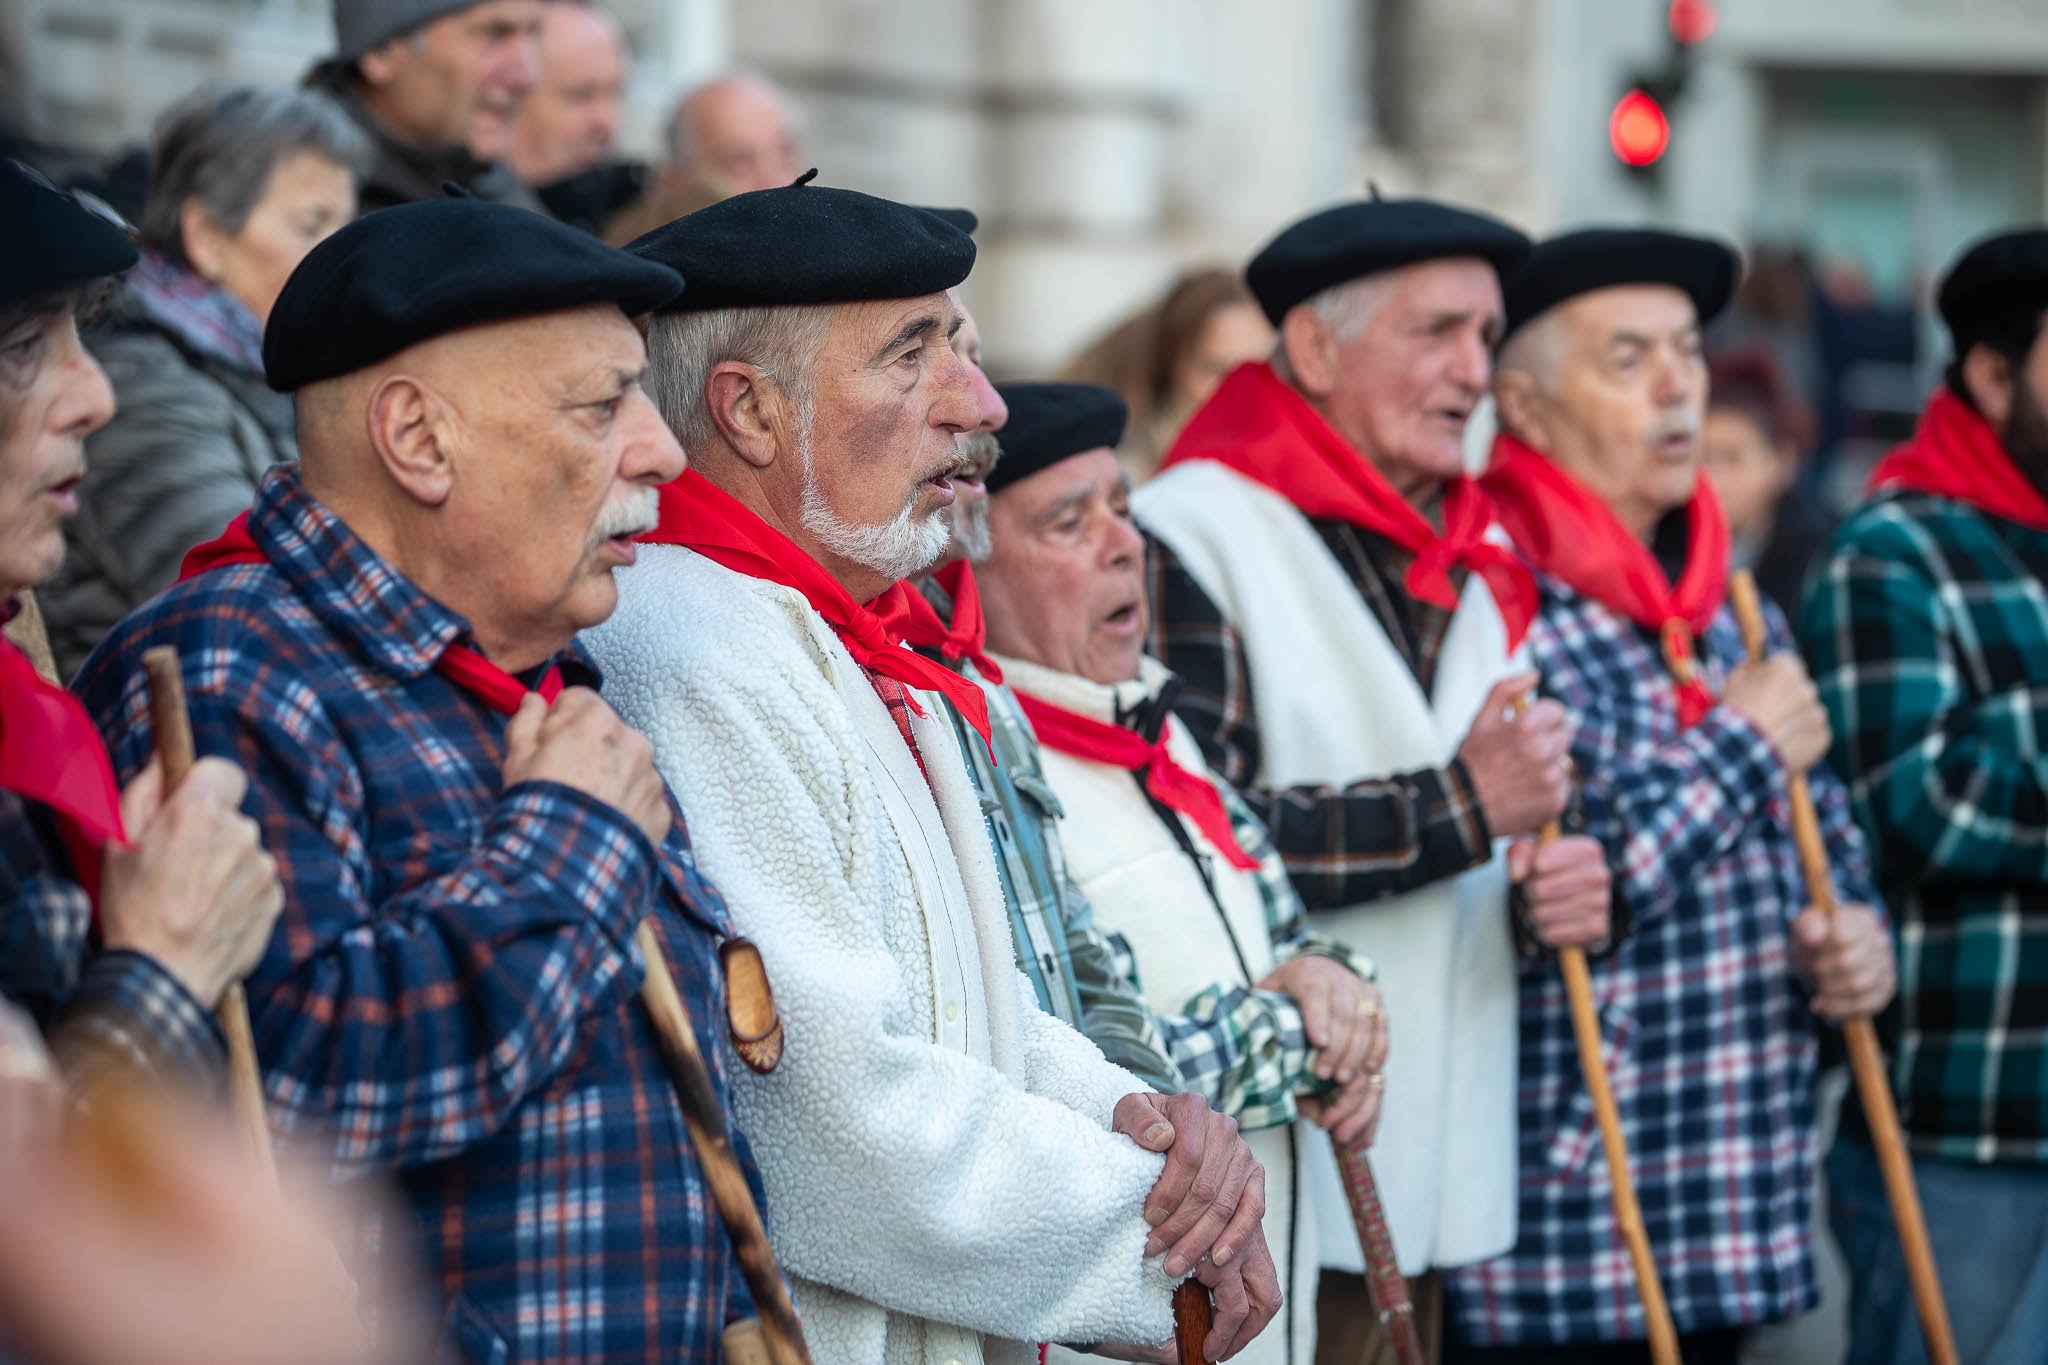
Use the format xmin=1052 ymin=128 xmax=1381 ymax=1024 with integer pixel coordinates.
xmin=1015 ymin=691 xmax=1261 ymax=872
xmin=872 ymin=559 xmax=1005 ymax=684
xmin=640 ymin=472 xmax=995 ymax=748
xmin=179 ymin=512 xmax=563 ymax=714
xmin=1867 ymin=388 xmax=2048 ymax=530
xmin=1482 ymin=432 xmax=1730 ymax=728
xmin=1159 ymin=361 xmax=1538 ymax=651
xmin=0 ymin=637 xmax=123 ymax=904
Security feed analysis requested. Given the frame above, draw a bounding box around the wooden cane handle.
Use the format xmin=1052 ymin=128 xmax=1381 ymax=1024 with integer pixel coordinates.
xmin=721 ymin=1318 xmax=774 ymax=1365
xmin=1171 ymin=1277 xmax=1212 ymax=1365
xmin=1333 ymin=1142 xmax=1424 ymax=1365
xmin=142 ymin=647 xmax=277 ymax=1185
xmin=1725 ymin=572 xmax=1956 ymax=1364
xmin=634 ymin=922 xmax=813 ymax=1365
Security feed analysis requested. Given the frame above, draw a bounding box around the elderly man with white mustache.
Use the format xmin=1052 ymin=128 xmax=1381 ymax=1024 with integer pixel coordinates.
xmin=1441 ymin=228 xmax=1896 ymax=1364
xmin=586 ymin=179 xmax=1280 ymax=1365
xmin=77 ymin=196 xmax=766 ymax=1364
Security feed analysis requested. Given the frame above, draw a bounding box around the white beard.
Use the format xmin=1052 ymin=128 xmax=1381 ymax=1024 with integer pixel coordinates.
xmin=797 ymin=416 xmax=953 ymax=583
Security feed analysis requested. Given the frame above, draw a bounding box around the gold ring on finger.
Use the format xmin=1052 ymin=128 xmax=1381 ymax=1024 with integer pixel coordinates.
xmin=1356 ymin=999 xmax=1379 ymax=1019
xmin=1366 ymin=1072 xmax=1385 ymax=1089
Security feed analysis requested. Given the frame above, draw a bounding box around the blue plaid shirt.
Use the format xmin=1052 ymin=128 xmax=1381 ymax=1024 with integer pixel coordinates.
xmin=0 ymin=790 xmax=226 ymax=1098
xmin=72 ymin=465 xmax=761 ymax=1365
xmin=1445 ymin=569 xmax=1882 ymax=1346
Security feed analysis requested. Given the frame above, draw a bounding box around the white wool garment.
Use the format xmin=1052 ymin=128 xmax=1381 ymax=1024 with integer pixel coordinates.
xmin=584 ymin=543 xmax=1174 ymax=1365
xmin=1136 ymin=460 xmax=1522 ymax=1278
xmin=998 ymin=652 xmax=1319 ymax=1365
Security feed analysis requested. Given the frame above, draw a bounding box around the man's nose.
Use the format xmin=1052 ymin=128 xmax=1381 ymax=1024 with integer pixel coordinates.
xmin=622 ymin=387 xmax=686 ymax=483
xmin=931 ymin=347 xmax=978 ymax=433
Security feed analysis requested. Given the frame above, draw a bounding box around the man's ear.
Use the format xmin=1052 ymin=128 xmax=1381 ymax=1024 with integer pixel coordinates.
xmin=177 ymin=199 xmax=230 ymax=284
xmin=1279 ymin=306 xmax=1338 ymax=400
xmin=365 ymin=374 xmax=458 ymax=506
xmin=1492 ymin=370 xmax=1551 ymax=455
xmin=1962 ymin=343 xmax=2016 ymax=430
xmin=704 ymin=361 xmax=782 ymax=471
xmin=354 ymin=38 xmax=407 ymax=90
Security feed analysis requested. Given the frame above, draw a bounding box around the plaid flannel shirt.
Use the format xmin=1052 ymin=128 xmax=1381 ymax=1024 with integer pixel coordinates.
xmin=1105 ymin=752 xmax=1364 ymax=1132
xmin=72 ymin=465 xmax=760 ymax=1365
xmin=936 ymin=661 xmax=1183 ymax=1093
xmin=1142 ymin=521 xmax=1492 ymax=913
xmin=1801 ymin=489 xmax=2048 ymax=1164
xmin=0 ymin=792 xmax=226 ymax=1101
xmin=1445 ymin=568 xmax=1881 ymax=1345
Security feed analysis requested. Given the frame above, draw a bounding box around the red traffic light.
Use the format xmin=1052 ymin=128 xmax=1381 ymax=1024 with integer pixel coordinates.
xmin=1667 ymin=0 xmax=1717 ymax=45
xmin=1609 ymin=88 xmax=1671 ymax=168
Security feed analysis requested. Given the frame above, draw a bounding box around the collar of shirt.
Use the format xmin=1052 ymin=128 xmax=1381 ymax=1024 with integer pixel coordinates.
xmin=241 ymin=464 xmax=601 ymax=690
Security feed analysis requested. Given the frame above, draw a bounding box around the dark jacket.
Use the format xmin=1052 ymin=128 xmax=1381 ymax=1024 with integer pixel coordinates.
xmin=307 ymin=60 xmax=539 ymax=215
xmin=42 ymin=286 xmax=296 ymax=680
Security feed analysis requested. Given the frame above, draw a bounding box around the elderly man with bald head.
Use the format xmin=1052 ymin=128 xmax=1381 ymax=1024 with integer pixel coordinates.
xmin=1440 ymin=229 xmax=1895 ymax=1362
xmin=76 ymin=199 xmax=761 ymax=1364
xmin=509 ymin=2 xmax=645 ymax=234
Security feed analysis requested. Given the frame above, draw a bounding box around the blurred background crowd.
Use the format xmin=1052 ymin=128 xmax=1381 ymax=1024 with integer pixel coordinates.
xmin=5 ymin=0 xmax=2038 ymax=674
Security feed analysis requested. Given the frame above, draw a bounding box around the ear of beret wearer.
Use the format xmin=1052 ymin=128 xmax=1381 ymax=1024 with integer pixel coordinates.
xmin=1245 ymin=193 xmax=1533 ymax=326
xmin=0 ymin=159 xmax=138 ymax=305
xmin=1936 ymin=226 xmax=2048 ymax=354
xmin=627 ymin=171 xmax=976 ymax=312
xmin=1500 ymin=226 xmax=1740 ymax=345
xmin=984 ymin=382 xmax=1130 ymax=496
xmin=261 ymin=196 xmax=685 ymax=393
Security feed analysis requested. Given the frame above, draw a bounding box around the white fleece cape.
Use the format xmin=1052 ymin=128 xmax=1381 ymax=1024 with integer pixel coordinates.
xmin=584 ymin=544 xmax=1175 ymax=1365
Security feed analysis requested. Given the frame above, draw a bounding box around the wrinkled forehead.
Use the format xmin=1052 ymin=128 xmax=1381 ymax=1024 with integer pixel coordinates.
xmin=380 ymin=301 xmax=644 ymax=397
xmin=1373 ymin=254 xmax=1507 ymax=318
xmin=1556 ymin=282 xmax=1700 ymax=353
xmin=828 ymin=292 xmax=963 ymax=357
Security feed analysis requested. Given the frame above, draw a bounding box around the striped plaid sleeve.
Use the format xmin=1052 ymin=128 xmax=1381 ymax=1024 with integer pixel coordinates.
xmin=1802 ymin=519 xmax=2048 ymax=891
xmin=1060 ymin=879 xmax=1185 ymax=1093
xmin=1225 ymin=784 xmax=1369 ymax=978
xmin=114 ymin=667 xmax=657 ymax=1176
xmin=1145 ymin=534 xmax=1491 ymax=913
xmin=48 ymin=949 xmax=227 ymax=1103
xmin=1107 ymin=931 xmax=1316 ymax=1131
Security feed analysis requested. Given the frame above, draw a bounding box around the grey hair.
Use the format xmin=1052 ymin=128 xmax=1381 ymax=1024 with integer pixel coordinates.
xmin=138 ymin=84 xmax=371 ymax=266
xmin=1270 ymin=273 xmax=1396 ymax=383
xmin=644 ymin=304 xmax=830 ymax=454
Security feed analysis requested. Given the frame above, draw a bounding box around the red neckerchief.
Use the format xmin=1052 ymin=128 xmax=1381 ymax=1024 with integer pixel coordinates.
xmin=0 ymin=637 xmax=123 ymax=905
xmin=876 ymin=560 xmax=1005 ymax=683
xmin=178 ymin=512 xmax=564 ymax=713
xmin=1013 ymin=689 xmax=1261 ymax=871
xmin=640 ymin=471 xmax=994 ymax=748
xmin=1868 ymin=388 xmax=2048 ymax=531
xmin=1158 ymin=360 xmax=1537 ymax=651
xmin=1482 ymin=432 xmax=1729 ymax=728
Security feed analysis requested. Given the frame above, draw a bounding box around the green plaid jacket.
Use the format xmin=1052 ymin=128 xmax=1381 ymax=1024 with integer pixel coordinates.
xmin=938 ymin=665 xmax=1183 ymax=1094
xmin=1800 ymin=487 xmax=2048 ymax=1162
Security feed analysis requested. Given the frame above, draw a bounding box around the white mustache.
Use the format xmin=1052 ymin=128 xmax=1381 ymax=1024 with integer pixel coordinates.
xmin=594 ymin=487 xmax=659 ymax=541
xmin=1651 ymin=412 xmax=1701 ymax=445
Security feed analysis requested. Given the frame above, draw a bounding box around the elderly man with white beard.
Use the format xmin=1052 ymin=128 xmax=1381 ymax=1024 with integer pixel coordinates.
xmin=888 ymin=249 xmax=1183 ymax=1095
xmin=585 ymin=179 xmax=1280 ymax=1365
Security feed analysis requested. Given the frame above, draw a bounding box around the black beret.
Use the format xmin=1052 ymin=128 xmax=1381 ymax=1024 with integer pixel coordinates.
xmin=1937 ymin=228 xmax=2048 ymax=355
xmin=0 ymin=159 xmax=137 ymax=305
xmin=1246 ymin=195 xmax=1531 ymax=326
xmin=627 ymin=174 xmax=976 ymax=312
xmin=918 ymin=206 xmax=979 ymax=236
xmin=1501 ymin=227 xmax=1739 ymax=344
xmin=986 ymin=382 xmax=1129 ymax=496
xmin=263 ymin=196 xmax=684 ymax=392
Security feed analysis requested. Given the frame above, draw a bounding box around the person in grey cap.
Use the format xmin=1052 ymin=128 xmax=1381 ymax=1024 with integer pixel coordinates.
xmin=306 ymin=0 xmax=542 ymax=214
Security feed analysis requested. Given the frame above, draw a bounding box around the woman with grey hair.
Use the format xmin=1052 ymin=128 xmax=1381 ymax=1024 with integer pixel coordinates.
xmin=42 ymin=83 xmax=365 ymax=677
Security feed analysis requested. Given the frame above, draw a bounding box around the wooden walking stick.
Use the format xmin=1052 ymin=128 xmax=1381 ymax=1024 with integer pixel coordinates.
xmin=1332 ymin=1143 xmax=1425 ymax=1365
xmin=1171 ymin=1278 xmax=1212 ymax=1365
xmin=1727 ymin=570 xmax=1957 ymax=1365
xmin=1515 ymin=694 xmax=1681 ymax=1365
xmin=632 ymin=921 xmax=813 ymax=1365
xmin=143 ymin=646 xmax=276 ymax=1187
